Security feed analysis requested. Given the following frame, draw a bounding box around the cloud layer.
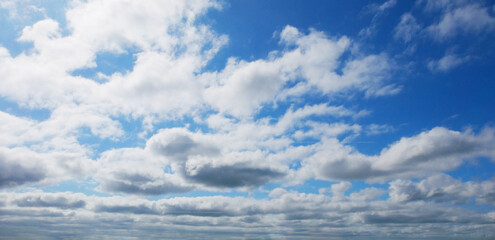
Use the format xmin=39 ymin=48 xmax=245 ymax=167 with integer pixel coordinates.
xmin=0 ymin=0 xmax=494 ymax=238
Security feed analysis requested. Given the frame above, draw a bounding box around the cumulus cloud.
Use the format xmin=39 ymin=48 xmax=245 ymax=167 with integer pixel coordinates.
xmin=300 ymin=127 xmax=495 ymax=182
xmin=95 ymin=148 xmax=193 ymax=195
xmin=93 ymin=122 xmax=495 ymax=193
xmin=204 ymin=25 xmax=395 ymax=117
xmin=0 ymin=147 xmax=46 ymax=188
xmin=1 ymin=0 xmax=494 ymax=238
xmin=0 ymin=0 xmax=225 ymax=117
xmin=0 ymin=0 xmax=227 ymax=190
xmin=0 ymin=109 xmax=113 ymax=188
xmin=184 ymin=152 xmax=286 ymax=188
xmin=0 ymin=146 xmax=94 ymax=188
xmin=389 ymin=173 xmax=495 ymax=204
xmin=147 ymin=128 xmax=287 ymax=189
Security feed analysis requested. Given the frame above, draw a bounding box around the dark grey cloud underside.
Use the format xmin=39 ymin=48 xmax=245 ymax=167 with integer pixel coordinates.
xmin=186 ymin=164 xmax=286 ymax=188
xmin=0 ymin=158 xmax=46 ymax=189
xmin=14 ymin=196 xmax=86 ymax=209
xmin=100 ymin=178 xmax=193 ymax=195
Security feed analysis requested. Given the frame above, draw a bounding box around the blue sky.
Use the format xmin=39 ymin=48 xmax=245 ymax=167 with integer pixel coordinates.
xmin=1 ymin=0 xmax=495 ymax=239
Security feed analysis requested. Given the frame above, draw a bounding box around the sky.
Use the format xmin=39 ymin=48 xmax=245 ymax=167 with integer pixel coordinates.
xmin=1 ymin=0 xmax=495 ymax=239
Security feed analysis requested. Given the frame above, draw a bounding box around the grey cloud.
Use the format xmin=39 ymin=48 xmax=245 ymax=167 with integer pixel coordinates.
xmin=318 ymin=157 xmax=374 ymax=181
xmin=95 ymin=204 xmax=157 ymax=215
xmin=305 ymin=127 xmax=495 ymax=182
xmin=95 ymin=147 xmax=194 ymax=195
xmin=363 ymin=211 xmax=453 ymax=224
xmin=0 ymin=146 xmax=95 ymax=190
xmin=14 ymin=195 xmax=86 ymax=209
xmin=389 ymin=174 xmax=495 ymax=204
xmin=185 ymin=163 xmax=285 ymax=188
xmin=0 ymin=208 xmax=66 ymax=218
xmin=283 ymin=212 xmax=327 ymax=220
xmin=148 ymin=129 xmax=286 ymax=189
xmin=153 ymin=134 xmax=198 ymax=159
xmin=1 ymin=191 xmax=495 ymax=239
xmin=148 ymin=129 xmax=220 ymax=162
xmin=362 ymin=207 xmax=493 ymax=225
xmin=0 ymin=149 xmax=46 ymax=188
xmin=164 ymin=205 xmax=234 ymax=217
xmin=98 ymin=173 xmax=193 ymax=195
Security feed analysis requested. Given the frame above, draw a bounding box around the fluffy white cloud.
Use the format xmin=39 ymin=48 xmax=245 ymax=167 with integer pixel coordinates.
xmin=0 ymin=0 xmax=225 ymax=116
xmin=204 ymin=25 xmax=396 ymax=117
xmin=299 ymin=127 xmax=495 ymax=182
xmin=0 ymin=110 xmax=99 ymax=188
xmin=1 ymin=1 xmax=494 ymax=238
xmin=66 ymin=0 xmax=219 ymax=53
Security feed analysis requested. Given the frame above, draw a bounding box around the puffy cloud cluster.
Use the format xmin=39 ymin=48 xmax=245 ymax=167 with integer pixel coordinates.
xmin=389 ymin=173 xmax=495 ymax=204
xmin=0 ymin=0 xmax=492 ymax=196
xmin=0 ymin=0 xmax=494 ymax=238
xmin=204 ymin=25 xmax=397 ymax=117
xmin=91 ymin=124 xmax=495 ymax=195
xmin=299 ymin=127 xmax=495 ymax=182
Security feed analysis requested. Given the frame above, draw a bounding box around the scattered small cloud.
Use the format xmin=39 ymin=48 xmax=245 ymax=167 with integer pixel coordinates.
xmin=428 ymin=54 xmax=470 ymax=72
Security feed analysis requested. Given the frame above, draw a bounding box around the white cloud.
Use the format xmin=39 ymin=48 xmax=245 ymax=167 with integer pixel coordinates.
xmin=65 ymin=0 xmax=220 ymax=53
xmin=0 ymin=0 xmax=45 ymax=21
xmin=205 ymin=26 xmax=395 ymax=117
xmin=330 ymin=181 xmax=352 ymax=197
xmin=0 ymin=1 xmax=494 ymax=238
xmin=0 ymin=110 xmax=101 ymax=188
xmin=389 ymin=173 xmax=495 ymax=204
xmin=293 ymin=122 xmax=362 ymax=140
xmin=426 ymin=2 xmax=495 ymax=40
xmin=365 ymin=123 xmax=395 ymax=136
xmin=359 ymin=0 xmax=397 ymax=39
xmin=299 ymin=127 xmax=495 ymax=182
xmin=95 ymin=148 xmax=193 ymax=195
xmin=428 ymin=53 xmax=470 ymax=72
xmin=394 ymin=13 xmax=421 ymax=43
xmin=147 ymin=128 xmax=288 ymax=189
xmin=377 ymin=0 xmax=397 ymax=12
xmin=204 ymin=57 xmax=288 ymax=117
xmin=0 ymin=0 xmax=225 ymax=119
xmin=0 ymin=146 xmax=95 ymax=188
xmin=0 ymin=189 xmax=494 ymax=239
xmin=0 ymin=111 xmax=36 ymax=146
